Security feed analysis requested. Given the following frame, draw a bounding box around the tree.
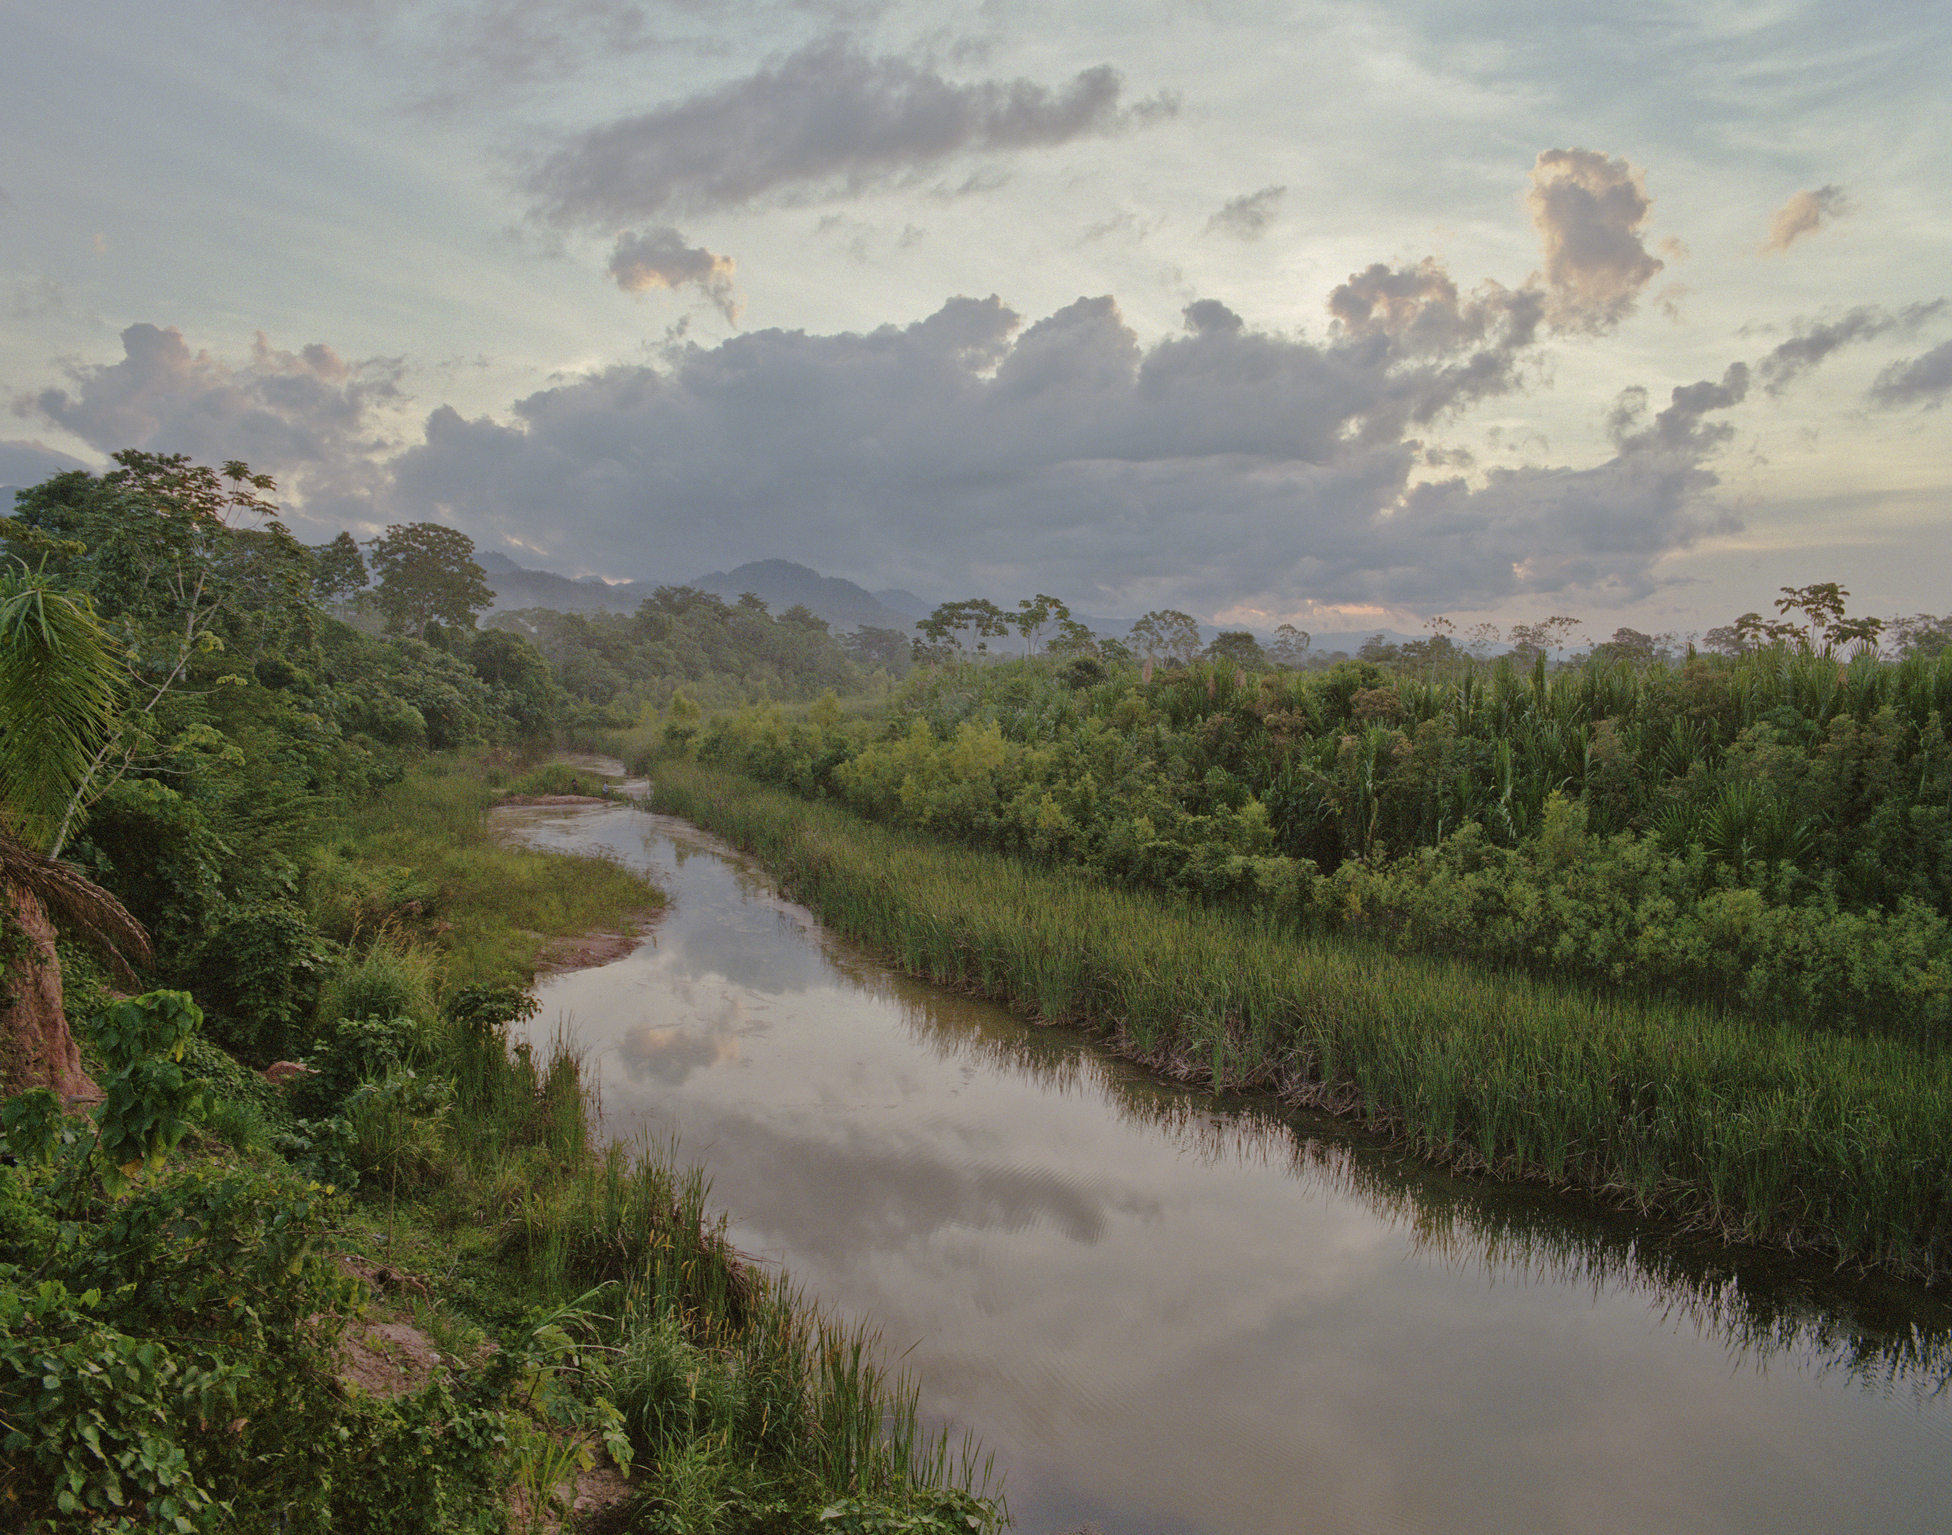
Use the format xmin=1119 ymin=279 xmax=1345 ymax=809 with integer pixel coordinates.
xmin=1269 ymin=624 xmax=1310 ymax=668
xmin=1505 ymin=616 xmax=1582 ymax=666
xmin=1889 ymin=614 xmax=1952 ymax=659
xmin=842 ymin=625 xmax=912 ymax=675
xmin=1205 ymin=630 xmax=1268 ymax=671
xmin=1396 ymin=633 xmax=1459 ymax=671
xmin=366 ymin=523 xmax=494 ymax=639
xmin=1773 ymin=582 xmax=1885 ymax=655
xmin=311 ymin=530 xmax=367 ymax=605
xmin=1595 ymin=627 xmax=1677 ymax=667
xmin=1127 ymin=610 xmax=1201 ymax=666
xmin=1709 ymin=588 xmax=1885 ymax=657
xmin=5 ymin=452 xmax=307 ymax=858
xmin=913 ymin=598 xmax=1010 ymax=666
xmin=0 ymin=571 xmax=152 ymax=1101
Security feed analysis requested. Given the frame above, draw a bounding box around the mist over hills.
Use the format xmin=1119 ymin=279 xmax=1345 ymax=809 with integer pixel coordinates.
xmin=477 ymin=551 xmax=1414 ymax=655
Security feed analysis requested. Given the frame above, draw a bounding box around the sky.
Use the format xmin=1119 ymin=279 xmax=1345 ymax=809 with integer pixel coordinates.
xmin=3 ymin=0 xmax=1948 ymax=639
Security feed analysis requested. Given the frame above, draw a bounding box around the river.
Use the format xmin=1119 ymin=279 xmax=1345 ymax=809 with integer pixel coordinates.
xmin=500 ymin=789 xmax=1952 ymax=1535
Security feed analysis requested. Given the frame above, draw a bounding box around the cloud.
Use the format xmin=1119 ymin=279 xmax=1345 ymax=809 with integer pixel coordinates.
xmin=1526 ymin=148 xmax=1663 ymax=332
xmin=13 ymin=323 xmax=404 ymax=521
xmin=1763 ymin=185 xmax=1848 ymax=254
xmin=1182 ymin=299 xmax=1243 ymax=336
xmin=523 ymin=37 xmax=1176 ymax=231
xmin=1755 ymin=301 xmax=1946 ymax=393
xmin=378 ymin=285 xmax=1744 ymax=615
xmin=607 ymin=228 xmax=740 ymax=320
xmin=1870 ymin=339 xmax=1952 ymax=409
xmin=1328 ymin=258 xmax=1543 ymax=362
xmin=1205 ymin=185 xmax=1285 ymax=240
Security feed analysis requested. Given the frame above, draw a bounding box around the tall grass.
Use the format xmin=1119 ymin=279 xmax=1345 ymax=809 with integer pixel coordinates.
xmin=309 ymin=752 xmax=664 ymax=986
xmin=311 ymin=753 xmax=1001 ymax=1527
xmin=445 ymin=1033 xmax=1000 ymax=1524
xmin=650 ymin=759 xmax=1952 ymax=1281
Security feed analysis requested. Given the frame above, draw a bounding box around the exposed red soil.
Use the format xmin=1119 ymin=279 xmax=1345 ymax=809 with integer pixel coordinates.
xmin=533 ymin=907 xmax=664 ymax=975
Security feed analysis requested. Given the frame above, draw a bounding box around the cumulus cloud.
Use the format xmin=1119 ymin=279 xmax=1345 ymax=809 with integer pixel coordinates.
xmin=13 ymin=323 xmax=404 ymax=521
xmin=1526 ymin=148 xmax=1664 ymax=332
xmin=377 ymin=287 xmax=1743 ymax=614
xmin=524 ymin=37 xmax=1176 ymax=231
xmin=1329 ymin=258 xmax=1543 ymax=359
xmin=1755 ymin=301 xmax=1946 ymax=393
xmin=1205 ymin=185 xmax=1285 ymax=240
xmin=1763 ymin=185 xmax=1848 ymax=254
xmin=1870 ymin=340 xmax=1952 ymax=409
xmin=607 ymin=228 xmax=740 ymax=320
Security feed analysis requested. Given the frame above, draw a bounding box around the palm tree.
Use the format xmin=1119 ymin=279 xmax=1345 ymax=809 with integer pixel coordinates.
xmin=0 ymin=570 xmax=151 ymax=1101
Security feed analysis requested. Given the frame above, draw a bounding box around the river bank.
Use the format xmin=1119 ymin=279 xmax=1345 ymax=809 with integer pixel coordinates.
xmin=639 ymin=757 xmax=1952 ymax=1282
xmin=502 ymin=777 xmax=1952 ymax=1535
xmin=0 ymin=750 xmax=1003 ymax=1533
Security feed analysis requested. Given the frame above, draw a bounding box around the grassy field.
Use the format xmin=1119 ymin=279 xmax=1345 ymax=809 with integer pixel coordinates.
xmin=307 ymin=754 xmax=663 ymax=986
xmin=647 ymin=757 xmax=1952 ymax=1282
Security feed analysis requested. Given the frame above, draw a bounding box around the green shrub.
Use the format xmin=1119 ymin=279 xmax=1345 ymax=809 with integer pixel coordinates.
xmin=187 ymin=899 xmax=336 ymax=1063
xmin=318 ymin=938 xmax=442 ymax=1035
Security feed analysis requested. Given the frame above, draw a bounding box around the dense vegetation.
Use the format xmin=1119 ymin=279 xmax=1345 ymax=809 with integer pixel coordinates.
xmin=622 ymin=616 xmax=1952 ymax=1278
xmin=680 ymin=639 xmax=1952 ymax=1044
xmin=488 ymin=587 xmax=871 ymax=723
xmin=0 ymin=459 xmax=1000 ymax=1532
xmin=646 ymin=761 xmax=1952 ymax=1279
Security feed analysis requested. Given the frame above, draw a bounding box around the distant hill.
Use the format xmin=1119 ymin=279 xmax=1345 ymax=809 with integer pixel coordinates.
xmin=689 ymin=559 xmax=921 ymax=633
xmin=479 ymin=551 xmax=659 ymax=616
xmin=477 ymin=547 xmax=1420 ymax=657
xmin=480 ymin=553 xmax=920 ymax=635
xmin=871 ymin=587 xmax=929 ymax=617
xmin=0 ymin=439 xmax=93 ymax=495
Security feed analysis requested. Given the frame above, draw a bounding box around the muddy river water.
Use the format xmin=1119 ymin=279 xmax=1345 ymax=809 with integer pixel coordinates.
xmin=501 ymin=791 xmax=1952 ymax=1534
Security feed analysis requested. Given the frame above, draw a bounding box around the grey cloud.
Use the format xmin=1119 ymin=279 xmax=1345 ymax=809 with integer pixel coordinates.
xmin=14 ymin=323 xmax=403 ymax=520
xmin=1526 ymin=148 xmax=1663 ymax=332
xmin=1763 ymin=185 xmax=1848 ymax=254
xmin=381 ymin=288 xmax=1742 ymax=614
xmin=524 ymin=37 xmax=1176 ymax=230
xmin=1609 ymin=363 xmax=1750 ymax=455
xmin=1756 ymin=301 xmax=1946 ymax=393
xmin=607 ymin=227 xmax=740 ymax=321
xmin=1870 ymin=339 xmax=1952 ymax=409
xmin=1205 ymin=185 xmax=1285 ymax=240
xmin=1183 ymin=299 xmax=1243 ymax=335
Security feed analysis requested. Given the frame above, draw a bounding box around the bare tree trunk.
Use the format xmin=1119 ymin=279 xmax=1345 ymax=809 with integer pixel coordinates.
xmin=1 ymin=884 xmax=101 ymax=1105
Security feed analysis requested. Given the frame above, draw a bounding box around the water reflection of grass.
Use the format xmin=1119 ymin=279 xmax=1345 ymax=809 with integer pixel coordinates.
xmin=892 ymin=988 xmax=1952 ymax=1395
xmin=648 ymin=759 xmax=1952 ymax=1291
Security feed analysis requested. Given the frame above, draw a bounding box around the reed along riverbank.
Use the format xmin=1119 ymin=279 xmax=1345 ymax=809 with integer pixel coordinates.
xmin=646 ymin=757 xmax=1952 ymax=1283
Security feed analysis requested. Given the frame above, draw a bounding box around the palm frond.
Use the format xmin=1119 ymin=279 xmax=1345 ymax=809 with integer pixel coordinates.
xmin=0 ymin=830 xmax=152 ymax=983
xmin=0 ymin=574 xmax=120 ymax=849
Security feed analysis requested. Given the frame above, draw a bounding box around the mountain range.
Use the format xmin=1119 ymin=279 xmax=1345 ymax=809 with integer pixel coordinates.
xmin=476 ymin=552 xmax=1415 ymax=654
